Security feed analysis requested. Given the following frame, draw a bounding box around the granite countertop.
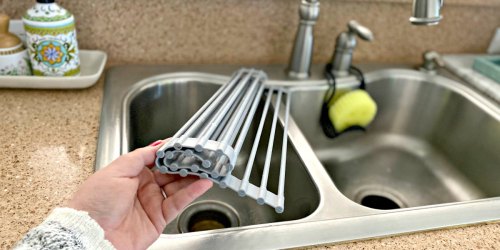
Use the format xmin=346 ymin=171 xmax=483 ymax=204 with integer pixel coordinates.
xmin=1 ymin=69 xmax=499 ymax=249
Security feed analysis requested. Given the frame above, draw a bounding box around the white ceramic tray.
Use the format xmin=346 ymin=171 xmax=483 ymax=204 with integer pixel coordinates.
xmin=0 ymin=50 xmax=107 ymax=89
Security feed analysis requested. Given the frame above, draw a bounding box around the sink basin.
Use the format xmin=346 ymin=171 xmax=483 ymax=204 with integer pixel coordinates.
xmin=97 ymin=65 xmax=500 ymax=249
xmin=124 ymin=79 xmax=320 ymax=233
xmin=289 ymin=69 xmax=500 ymax=209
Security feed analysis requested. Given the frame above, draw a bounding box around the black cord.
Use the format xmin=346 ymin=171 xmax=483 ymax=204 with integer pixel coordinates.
xmin=320 ymin=63 xmax=339 ymax=138
xmin=320 ymin=64 xmax=367 ymax=138
xmin=323 ymin=64 xmax=365 ymax=107
xmin=324 ymin=63 xmax=337 ymax=103
xmin=349 ymin=66 xmax=366 ymax=90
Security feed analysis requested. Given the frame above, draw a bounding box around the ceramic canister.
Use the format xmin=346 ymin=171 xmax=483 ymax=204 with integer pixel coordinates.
xmin=0 ymin=44 xmax=32 ymax=76
xmin=0 ymin=14 xmax=31 ymax=76
xmin=22 ymin=0 xmax=80 ymax=76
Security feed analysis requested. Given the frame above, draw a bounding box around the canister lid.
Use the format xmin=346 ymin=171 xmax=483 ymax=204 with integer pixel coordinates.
xmin=0 ymin=14 xmax=22 ymax=49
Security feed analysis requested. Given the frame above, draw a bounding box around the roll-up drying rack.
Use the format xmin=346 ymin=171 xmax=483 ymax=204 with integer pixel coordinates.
xmin=155 ymin=68 xmax=291 ymax=213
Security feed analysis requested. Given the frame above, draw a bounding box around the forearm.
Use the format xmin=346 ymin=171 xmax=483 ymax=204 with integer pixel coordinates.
xmin=14 ymin=207 xmax=115 ymax=250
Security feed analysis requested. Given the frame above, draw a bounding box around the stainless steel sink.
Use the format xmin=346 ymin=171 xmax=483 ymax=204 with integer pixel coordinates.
xmin=124 ymin=80 xmax=320 ymax=232
xmin=289 ymin=69 xmax=500 ymax=209
xmin=97 ymin=64 xmax=500 ymax=249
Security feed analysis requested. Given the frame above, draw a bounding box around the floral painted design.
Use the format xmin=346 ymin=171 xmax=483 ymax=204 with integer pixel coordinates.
xmin=31 ymin=39 xmax=77 ymax=73
xmin=44 ymin=46 xmax=60 ymax=62
xmin=24 ymin=13 xmax=80 ymax=76
xmin=37 ymin=41 xmax=67 ymax=67
xmin=0 ymin=58 xmax=32 ymax=76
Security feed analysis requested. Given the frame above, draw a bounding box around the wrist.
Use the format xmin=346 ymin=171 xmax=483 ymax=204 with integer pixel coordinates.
xmin=44 ymin=207 xmax=115 ymax=249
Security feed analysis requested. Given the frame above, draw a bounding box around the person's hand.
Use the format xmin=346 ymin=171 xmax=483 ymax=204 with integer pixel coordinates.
xmin=68 ymin=140 xmax=213 ymax=249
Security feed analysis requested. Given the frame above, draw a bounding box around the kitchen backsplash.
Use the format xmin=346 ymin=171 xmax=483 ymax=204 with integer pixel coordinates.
xmin=1 ymin=0 xmax=499 ymax=65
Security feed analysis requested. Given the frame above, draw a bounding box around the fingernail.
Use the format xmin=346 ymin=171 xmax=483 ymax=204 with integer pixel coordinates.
xmin=149 ymin=140 xmax=163 ymax=147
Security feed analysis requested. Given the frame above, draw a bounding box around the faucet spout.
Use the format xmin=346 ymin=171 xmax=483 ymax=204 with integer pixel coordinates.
xmin=286 ymin=0 xmax=320 ymax=80
xmin=286 ymin=0 xmax=442 ymax=81
xmin=410 ymin=0 xmax=444 ymax=25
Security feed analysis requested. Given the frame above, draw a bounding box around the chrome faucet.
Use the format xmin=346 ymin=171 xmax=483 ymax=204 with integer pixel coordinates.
xmin=410 ymin=0 xmax=444 ymax=25
xmin=330 ymin=21 xmax=373 ymax=77
xmin=286 ymin=0 xmax=443 ymax=80
xmin=286 ymin=0 xmax=319 ymax=80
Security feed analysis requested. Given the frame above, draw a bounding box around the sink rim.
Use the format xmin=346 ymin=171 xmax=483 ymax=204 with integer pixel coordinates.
xmin=97 ymin=64 xmax=500 ymax=250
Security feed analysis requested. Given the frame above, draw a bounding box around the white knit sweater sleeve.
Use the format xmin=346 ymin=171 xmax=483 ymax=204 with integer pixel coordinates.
xmin=14 ymin=207 xmax=115 ymax=250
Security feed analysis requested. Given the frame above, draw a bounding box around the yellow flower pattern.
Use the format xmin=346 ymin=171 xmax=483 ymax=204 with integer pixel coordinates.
xmin=40 ymin=43 xmax=63 ymax=65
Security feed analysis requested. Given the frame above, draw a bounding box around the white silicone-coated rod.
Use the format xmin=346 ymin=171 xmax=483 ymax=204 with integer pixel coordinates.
xmin=238 ymin=87 xmax=275 ymax=197
xmin=174 ymin=69 xmax=246 ymax=149
xmin=227 ymin=73 xmax=267 ymax=147
xmin=156 ymin=71 xmax=240 ymax=155
xmin=219 ymin=73 xmax=262 ymax=148
xmin=233 ymin=84 xmax=266 ymax=156
xmin=210 ymin=82 xmax=250 ymax=141
xmin=276 ymin=90 xmax=291 ymax=213
xmin=194 ymin=70 xmax=254 ymax=152
xmin=257 ymin=89 xmax=283 ymax=205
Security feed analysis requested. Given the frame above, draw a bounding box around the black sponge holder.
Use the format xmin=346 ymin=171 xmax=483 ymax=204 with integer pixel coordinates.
xmin=320 ymin=63 xmax=367 ymax=138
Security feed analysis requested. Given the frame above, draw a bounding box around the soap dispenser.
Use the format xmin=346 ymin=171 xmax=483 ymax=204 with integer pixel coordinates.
xmin=0 ymin=14 xmax=31 ymax=76
xmin=22 ymin=0 xmax=80 ymax=76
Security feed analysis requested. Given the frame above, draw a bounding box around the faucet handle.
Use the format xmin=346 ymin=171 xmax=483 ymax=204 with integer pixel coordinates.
xmin=420 ymin=50 xmax=444 ymax=73
xmin=423 ymin=50 xmax=445 ymax=67
xmin=347 ymin=20 xmax=374 ymax=41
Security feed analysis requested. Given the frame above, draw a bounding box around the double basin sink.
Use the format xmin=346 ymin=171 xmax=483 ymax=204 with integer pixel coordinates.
xmin=96 ymin=64 xmax=500 ymax=249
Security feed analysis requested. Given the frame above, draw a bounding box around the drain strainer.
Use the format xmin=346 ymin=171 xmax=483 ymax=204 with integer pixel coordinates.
xmin=353 ymin=187 xmax=407 ymax=210
xmin=177 ymin=201 xmax=240 ymax=233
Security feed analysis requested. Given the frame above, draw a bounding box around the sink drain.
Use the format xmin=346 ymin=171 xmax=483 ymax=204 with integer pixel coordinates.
xmin=354 ymin=187 xmax=407 ymax=210
xmin=177 ymin=201 xmax=240 ymax=233
xmin=360 ymin=195 xmax=400 ymax=209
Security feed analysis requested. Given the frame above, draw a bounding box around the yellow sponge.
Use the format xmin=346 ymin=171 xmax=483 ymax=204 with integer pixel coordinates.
xmin=328 ymin=89 xmax=377 ymax=133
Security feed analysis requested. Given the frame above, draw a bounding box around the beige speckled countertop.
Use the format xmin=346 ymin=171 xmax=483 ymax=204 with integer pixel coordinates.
xmin=0 ymin=65 xmax=499 ymax=249
xmin=2 ymin=0 xmax=500 ymax=66
xmin=0 ymin=77 xmax=103 ymax=249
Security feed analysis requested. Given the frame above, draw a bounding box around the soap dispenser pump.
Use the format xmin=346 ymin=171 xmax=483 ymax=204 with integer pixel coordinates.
xmin=22 ymin=0 xmax=80 ymax=76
